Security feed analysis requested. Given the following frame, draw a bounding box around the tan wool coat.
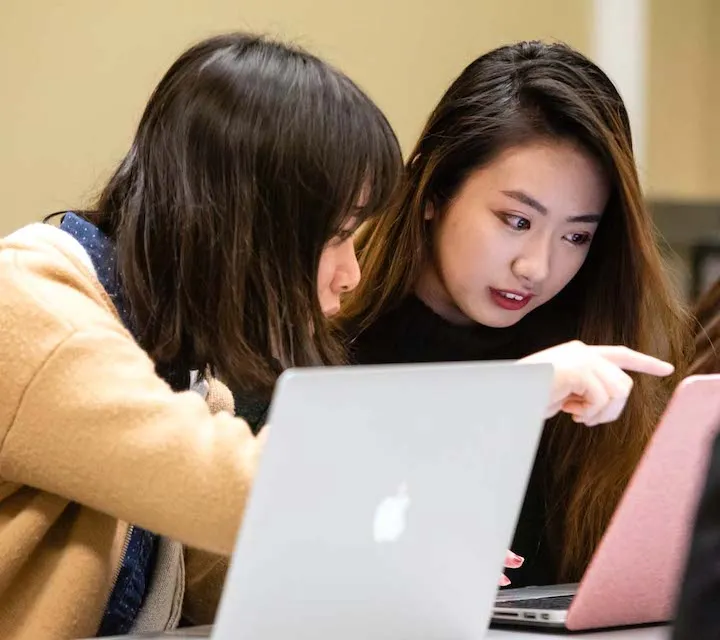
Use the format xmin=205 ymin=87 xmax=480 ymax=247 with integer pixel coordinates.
xmin=0 ymin=224 xmax=265 ymax=639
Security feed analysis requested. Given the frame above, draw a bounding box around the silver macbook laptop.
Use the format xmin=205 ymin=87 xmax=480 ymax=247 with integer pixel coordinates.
xmin=213 ymin=362 xmax=553 ymax=640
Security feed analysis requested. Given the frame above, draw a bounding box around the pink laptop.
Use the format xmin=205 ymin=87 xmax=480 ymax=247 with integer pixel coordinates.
xmin=492 ymin=374 xmax=720 ymax=631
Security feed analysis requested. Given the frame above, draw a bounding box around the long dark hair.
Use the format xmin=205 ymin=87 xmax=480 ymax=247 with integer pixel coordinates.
xmin=56 ymin=33 xmax=401 ymax=398
xmin=344 ymin=41 xmax=690 ymax=580
xmin=690 ymin=279 xmax=720 ymax=375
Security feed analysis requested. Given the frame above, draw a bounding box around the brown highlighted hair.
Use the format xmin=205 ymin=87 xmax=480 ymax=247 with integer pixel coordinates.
xmin=343 ymin=41 xmax=690 ymax=581
xmin=690 ymin=279 xmax=720 ymax=375
xmin=66 ymin=33 xmax=401 ymax=398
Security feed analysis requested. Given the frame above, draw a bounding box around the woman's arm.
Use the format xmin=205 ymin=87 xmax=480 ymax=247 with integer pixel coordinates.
xmin=0 ymin=237 xmax=263 ymax=556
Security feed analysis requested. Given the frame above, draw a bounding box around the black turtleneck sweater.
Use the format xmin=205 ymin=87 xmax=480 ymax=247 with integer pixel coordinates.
xmin=350 ymin=294 xmax=580 ymax=587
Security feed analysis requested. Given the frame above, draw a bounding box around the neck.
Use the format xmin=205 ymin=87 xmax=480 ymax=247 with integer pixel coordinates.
xmin=415 ymin=262 xmax=474 ymax=326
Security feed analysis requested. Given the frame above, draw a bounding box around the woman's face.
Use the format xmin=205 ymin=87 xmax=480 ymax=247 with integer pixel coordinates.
xmin=317 ymin=218 xmax=362 ymax=317
xmin=417 ymin=139 xmax=610 ymax=327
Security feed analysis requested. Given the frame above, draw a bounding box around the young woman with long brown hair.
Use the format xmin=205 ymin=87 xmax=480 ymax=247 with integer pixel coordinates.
xmin=343 ymin=41 xmax=691 ymax=588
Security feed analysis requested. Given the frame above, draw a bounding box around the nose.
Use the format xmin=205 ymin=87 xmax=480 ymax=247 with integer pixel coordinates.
xmin=335 ymin=240 xmax=362 ymax=293
xmin=511 ymin=236 xmax=551 ymax=287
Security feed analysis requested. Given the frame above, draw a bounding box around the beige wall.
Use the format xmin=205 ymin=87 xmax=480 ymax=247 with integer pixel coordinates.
xmin=708 ymin=1 xmax=720 ymax=202
xmin=0 ymin=0 xmax=590 ymax=234
xmin=646 ymin=0 xmax=720 ymax=201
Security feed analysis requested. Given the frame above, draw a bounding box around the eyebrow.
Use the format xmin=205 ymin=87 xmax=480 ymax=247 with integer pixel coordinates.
xmin=501 ymin=190 xmax=602 ymax=224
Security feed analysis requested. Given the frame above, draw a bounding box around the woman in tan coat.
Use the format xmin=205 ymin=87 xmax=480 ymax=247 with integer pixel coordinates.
xmin=0 ymin=33 xmax=401 ymax=639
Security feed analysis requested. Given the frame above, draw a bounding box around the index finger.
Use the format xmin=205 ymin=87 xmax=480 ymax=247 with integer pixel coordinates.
xmin=589 ymin=346 xmax=675 ymax=377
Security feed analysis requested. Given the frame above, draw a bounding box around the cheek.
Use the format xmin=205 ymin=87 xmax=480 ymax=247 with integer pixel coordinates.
xmin=435 ymin=216 xmax=504 ymax=289
xmin=316 ymin=250 xmax=336 ymax=293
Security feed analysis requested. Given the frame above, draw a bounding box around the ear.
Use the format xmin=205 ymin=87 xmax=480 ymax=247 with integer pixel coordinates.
xmin=424 ymin=203 xmax=435 ymax=221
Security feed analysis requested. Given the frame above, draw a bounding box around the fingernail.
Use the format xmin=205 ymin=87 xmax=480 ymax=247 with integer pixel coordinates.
xmin=499 ymin=575 xmax=511 ymax=587
xmin=509 ymin=552 xmax=524 ymax=568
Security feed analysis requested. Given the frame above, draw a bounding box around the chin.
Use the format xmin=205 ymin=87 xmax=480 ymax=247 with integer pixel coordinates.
xmin=482 ymin=316 xmax=521 ymax=328
xmin=468 ymin=307 xmax=528 ymax=328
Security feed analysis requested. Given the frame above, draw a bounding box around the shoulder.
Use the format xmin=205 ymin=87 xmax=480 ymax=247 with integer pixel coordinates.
xmin=0 ymin=224 xmax=142 ymax=446
xmin=3 ymin=223 xmax=97 ymax=276
xmin=0 ymin=223 xmax=132 ymax=400
xmin=0 ymin=223 xmax=120 ymax=333
xmin=348 ymin=295 xmax=429 ymax=365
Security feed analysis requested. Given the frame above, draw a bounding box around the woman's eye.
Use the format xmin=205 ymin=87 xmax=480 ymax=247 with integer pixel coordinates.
xmin=565 ymin=232 xmax=592 ymax=246
xmin=501 ymin=214 xmax=531 ymax=230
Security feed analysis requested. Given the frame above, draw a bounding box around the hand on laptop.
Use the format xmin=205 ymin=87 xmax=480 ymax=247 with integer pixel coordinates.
xmin=500 ymin=550 xmax=524 ymax=586
xmin=519 ymin=341 xmax=675 ymax=427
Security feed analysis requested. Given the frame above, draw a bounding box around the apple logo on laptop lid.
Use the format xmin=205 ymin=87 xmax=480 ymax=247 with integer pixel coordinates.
xmin=373 ymin=483 xmax=410 ymax=543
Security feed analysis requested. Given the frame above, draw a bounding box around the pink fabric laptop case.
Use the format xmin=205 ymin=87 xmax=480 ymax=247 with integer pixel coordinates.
xmin=566 ymin=375 xmax=720 ymax=631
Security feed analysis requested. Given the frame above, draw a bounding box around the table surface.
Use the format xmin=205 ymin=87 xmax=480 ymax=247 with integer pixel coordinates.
xmin=119 ymin=623 xmax=670 ymax=639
